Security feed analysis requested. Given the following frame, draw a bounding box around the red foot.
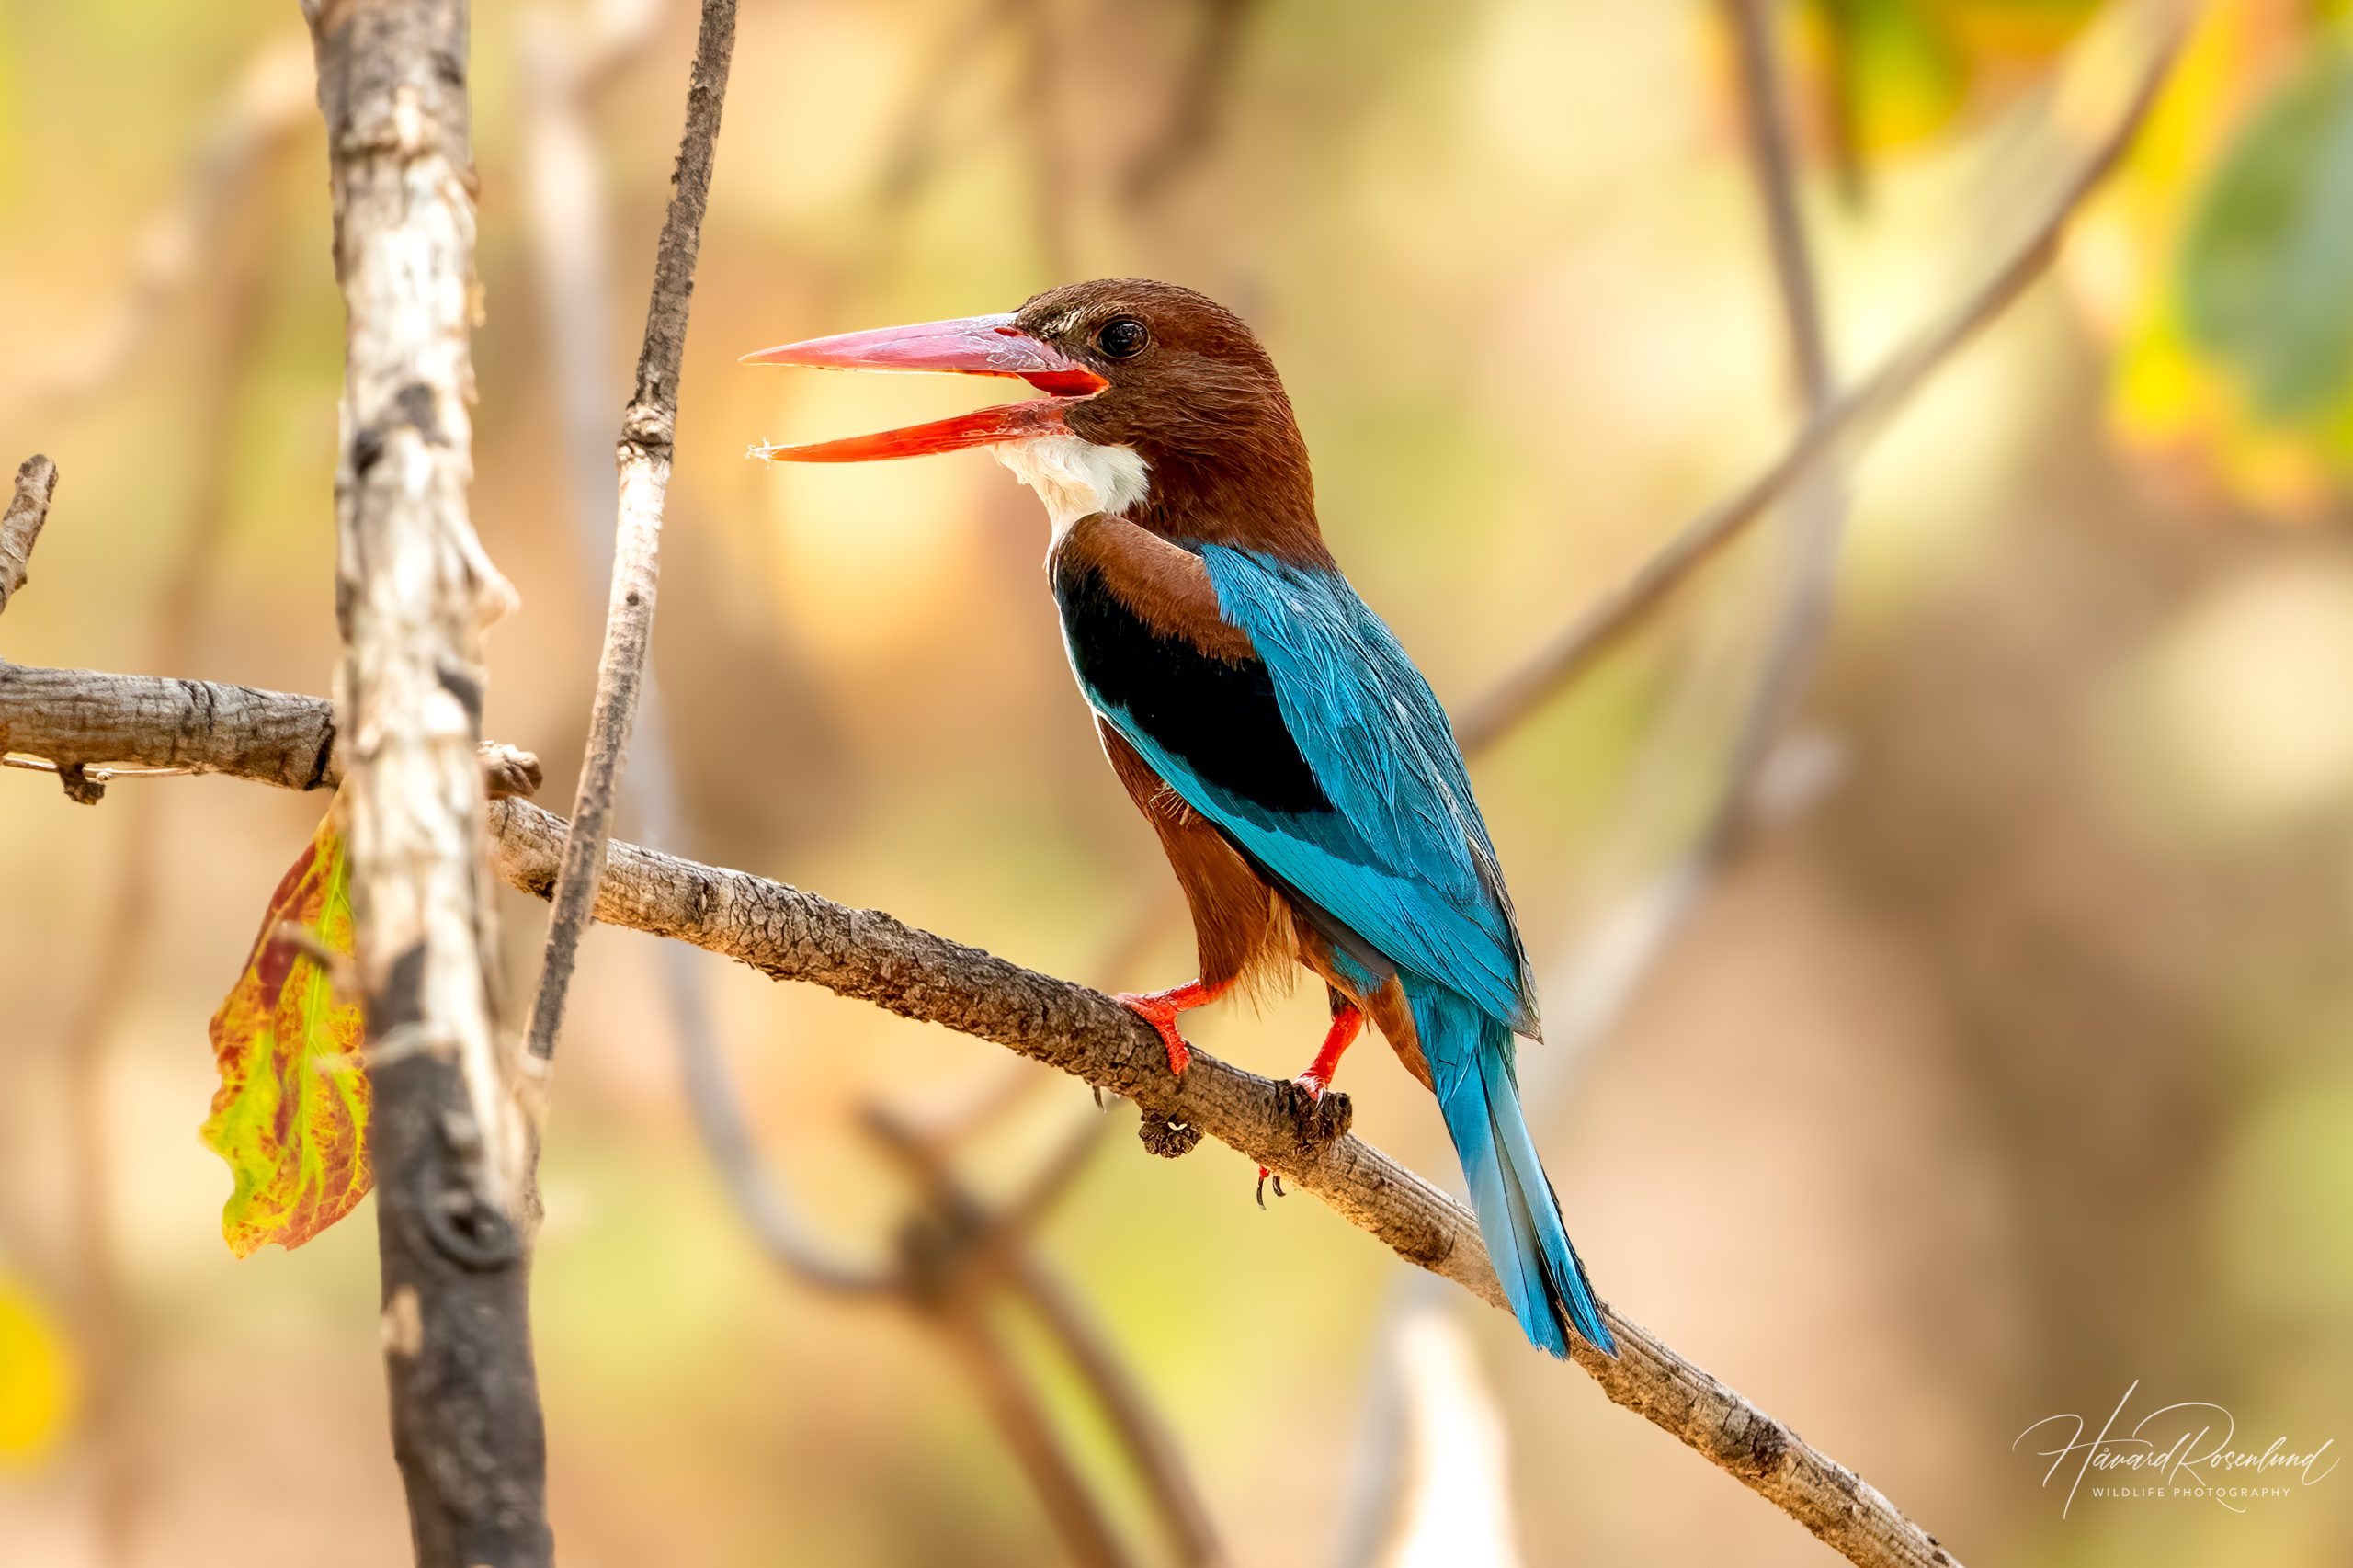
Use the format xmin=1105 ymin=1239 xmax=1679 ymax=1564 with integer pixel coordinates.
xmin=1258 ymin=1004 xmax=1364 ymax=1204
xmin=1302 ymin=1002 xmax=1363 ymax=1094
xmin=1115 ymin=979 xmax=1227 ymax=1077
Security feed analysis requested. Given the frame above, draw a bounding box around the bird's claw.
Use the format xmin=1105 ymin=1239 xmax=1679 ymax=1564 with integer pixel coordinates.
xmin=1277 ymin=1074 xmax=1351 ymax=1151
xmin=1255 ymin=1073 xmax=1348 ymax=1206
xmin=1114 ymin=991 xmax=1194 ymax=1076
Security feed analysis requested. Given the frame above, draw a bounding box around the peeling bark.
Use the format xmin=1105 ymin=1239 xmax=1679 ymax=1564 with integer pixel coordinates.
xmin=304 ymin=1 xmax=547 ymax=1561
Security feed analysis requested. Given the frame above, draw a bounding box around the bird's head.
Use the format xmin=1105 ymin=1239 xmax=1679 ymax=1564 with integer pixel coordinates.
xmin=744 ymin=278 xmax=1321 ymax=557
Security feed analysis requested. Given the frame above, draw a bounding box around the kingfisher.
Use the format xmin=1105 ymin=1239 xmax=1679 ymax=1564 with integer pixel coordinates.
xmin=743 ymin=279 xmax=1614 ymax=1358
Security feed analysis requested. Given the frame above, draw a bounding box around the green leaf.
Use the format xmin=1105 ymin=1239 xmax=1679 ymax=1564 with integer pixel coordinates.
xmin=200 ymin=808 xmax=370 ymax=1257
xmin=2182 ymin=43 xmax=2353 ymax=421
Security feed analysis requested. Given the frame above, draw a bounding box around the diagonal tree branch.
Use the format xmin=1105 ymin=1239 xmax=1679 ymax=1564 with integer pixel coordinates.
xmin=525 ymin=0 xmax=736 ymax=1063
xmin=507 ymin=814 xmax=1953 ymax=1566
xmin=0 ymin=665 xmax=1953 ymax=1568
xmin=1455 ymin=7 xmax=2186 ymax=751
xmin=944 ymin=1307 xmax=1133 ymax=1568
xmin=302 ymin=1 xmax=545 ymax=1562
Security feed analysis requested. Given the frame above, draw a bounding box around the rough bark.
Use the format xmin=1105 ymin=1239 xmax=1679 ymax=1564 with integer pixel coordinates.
xmin=0 ymin=664 xmax=1958 ymax=1563
xmin=303 ymin=1 xmax=547 ymax=1562
xmin=481 ymin=804 xmax=1961 ymax=1568
xmin=0 ymin=455 xmax=58 ymax=617
xmin=1453 ymin=12 xmax=2184 ymax=750
xmin=0 ymin=663 xmax=526 ymax=796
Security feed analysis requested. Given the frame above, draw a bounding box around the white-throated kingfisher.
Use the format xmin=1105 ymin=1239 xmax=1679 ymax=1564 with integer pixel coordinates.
xmin=743 ymin=280 xmax=1614 ymax=1358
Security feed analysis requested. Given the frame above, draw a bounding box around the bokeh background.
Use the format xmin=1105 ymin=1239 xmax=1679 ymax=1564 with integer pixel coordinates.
xmin=6 ymin=0 xmax=2353 ymax=1563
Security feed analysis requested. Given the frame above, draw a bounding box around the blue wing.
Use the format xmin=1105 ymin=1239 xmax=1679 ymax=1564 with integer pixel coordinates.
xmin=1086 ymin=545 xmax=1538 ymax=1032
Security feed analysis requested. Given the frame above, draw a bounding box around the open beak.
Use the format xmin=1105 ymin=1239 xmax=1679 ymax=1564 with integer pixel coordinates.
xmin=741 ymin=312 xmax=1105 ymax=462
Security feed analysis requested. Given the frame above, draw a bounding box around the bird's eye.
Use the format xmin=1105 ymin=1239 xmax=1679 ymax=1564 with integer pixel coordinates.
xmin=1096 ymin=318 xmax=1148 ymax=359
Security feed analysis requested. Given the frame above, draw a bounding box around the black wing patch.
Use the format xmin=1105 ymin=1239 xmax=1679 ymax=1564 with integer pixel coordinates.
xmin=1052 ymin=556 xmax=1334 ymax=818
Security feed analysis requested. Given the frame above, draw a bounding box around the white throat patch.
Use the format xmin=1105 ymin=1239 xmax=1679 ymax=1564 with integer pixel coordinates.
xmin=993 ymin=436 xmax=1151 ymax=540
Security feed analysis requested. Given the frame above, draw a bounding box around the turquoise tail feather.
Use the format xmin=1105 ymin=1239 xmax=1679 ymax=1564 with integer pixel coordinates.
xmin=1409 ymin=982 xmax=1615 ymax=1358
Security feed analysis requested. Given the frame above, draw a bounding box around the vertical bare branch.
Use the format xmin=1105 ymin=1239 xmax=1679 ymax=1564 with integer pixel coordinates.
xmin=514 ymin=0 xmax=892 ymax=1296
xmin=0 ymin=456 xmax=58 ymax=617
xmin=1708 ymin=0 xmax=1844 ymax=858
xmin=512 ymin=19 xmax=1220 ymax=1556
xmin=304 ymin=2 xmax=545 ymax=1562
xmin=525 ymin=0 xmax=737 ymax=1062
xmin=1726 ymin=0 xmax=1834 ymax=411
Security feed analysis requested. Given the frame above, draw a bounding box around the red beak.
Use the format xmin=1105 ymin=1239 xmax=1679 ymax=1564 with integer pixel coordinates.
xmin=740 ymin=313 xmax=1105 ymax=462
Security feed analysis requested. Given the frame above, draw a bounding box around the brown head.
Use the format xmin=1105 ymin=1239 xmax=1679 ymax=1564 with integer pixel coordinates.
xmin=743 ymin=278 xmax=1324 ymax=562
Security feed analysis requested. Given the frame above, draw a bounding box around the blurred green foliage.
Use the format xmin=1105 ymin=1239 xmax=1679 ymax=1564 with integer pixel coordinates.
xmin=2182 ymin=40 xmax=2353 ymax=426
xmin=1808 ymin=0 xmax=2100 ymax=152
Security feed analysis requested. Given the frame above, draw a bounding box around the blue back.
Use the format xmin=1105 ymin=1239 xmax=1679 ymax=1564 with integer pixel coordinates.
xmin=1090 ymin=545 xmax=1538 ymax=1032
xmin=1066 ymin=540 xmax=1613 ymax=1356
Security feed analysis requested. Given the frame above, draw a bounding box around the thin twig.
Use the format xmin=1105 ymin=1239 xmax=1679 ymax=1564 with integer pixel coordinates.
xmin=1708 ymin=0 xmax=1845 ymax=855
xmin=513 ymin=21 xmax=1216 ymax=1553
xmin=526 ymin=0 xmax=737 ymax=1062
xmin=513 ymin=0 xmax=853 ymax=1283
xmin=0 ymin=455 xmax=59 ymax=618
xmin=515 ymin=0 xmax=891 ymax=1295
xmin=1455 ymin=11 xmax=2185 ymax=751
